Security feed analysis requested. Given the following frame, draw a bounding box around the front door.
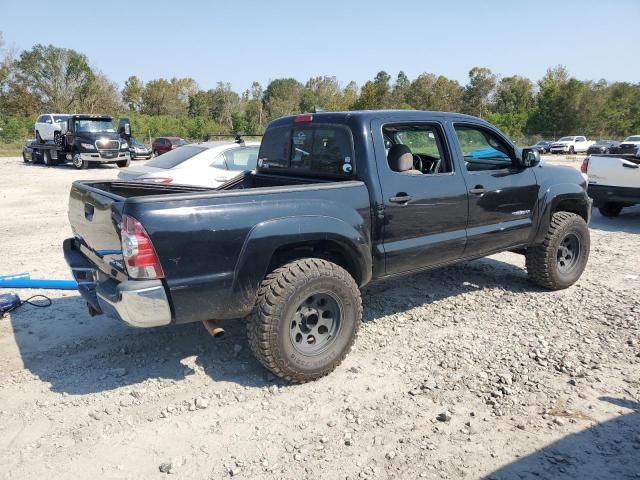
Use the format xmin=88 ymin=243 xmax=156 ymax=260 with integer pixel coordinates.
xmin=450 ymin=123 xmax=539 ymax=255
xmin=372 ymin=120 xmax=469 ymax=276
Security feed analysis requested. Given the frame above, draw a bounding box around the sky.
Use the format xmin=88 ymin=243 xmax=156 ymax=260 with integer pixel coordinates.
xmin=2 ymin=0 xmax=639 ymax=92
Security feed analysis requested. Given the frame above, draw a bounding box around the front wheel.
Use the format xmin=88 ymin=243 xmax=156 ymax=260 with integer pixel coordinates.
xmin=569 ymin=146 xmax=575 ymax=155
xmin=599 ymin=203 xmax=623 ymax=217
xmin=116 ymin=158 xmax=130 ymax=168
xmin=72 ymin=153 xmax=88 ymax=170
xmin=247 ymin=258 xmax=362 ymax=383
xmin=525 ymin=212 xmax=590 ymax=290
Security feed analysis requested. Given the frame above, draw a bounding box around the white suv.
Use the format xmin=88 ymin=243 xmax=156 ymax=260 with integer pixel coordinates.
xmin=34 ymin=113 xmax=71 ymax=143
xmin=550 ymin=136 xmax=594 ymax=154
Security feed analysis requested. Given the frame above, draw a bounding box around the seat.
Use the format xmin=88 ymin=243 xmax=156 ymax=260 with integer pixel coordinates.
xmin=387 ymin=144 xmax=421 ymax=174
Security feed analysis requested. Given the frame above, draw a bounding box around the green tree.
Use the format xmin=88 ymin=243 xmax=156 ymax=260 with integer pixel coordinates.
xmin=208 ymin=82 xmax=241 ymax=128
xmin=263 ymin=78 xmax=303 ymax=120
xmin=354 ymin=71 xmax=391 ymax=109
xmin=122 ymin=75 xmax=144 ymax=112
xmin=244 ymin=81 xmax=264 ymax=134
xmin=493 ymin=76 xmax=534 ymax=114
xmin=188 ymin=91 xmax=209 ymax=117
xmin=9 ymin=44 xmax=94 ymax=113
xmin=463 ymin=67 xmax=496 ymax=118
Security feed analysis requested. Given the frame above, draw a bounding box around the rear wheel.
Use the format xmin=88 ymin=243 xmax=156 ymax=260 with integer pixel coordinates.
xmin=72 ymin=153 xmax=88 ymax=170
xmin=42 ymin=150 xmax=54 ymax=166
xmin=598 ymin=202 xmax=623 ymax=217
xmin=247 ymin=258 xmax=362 ymax=383
xmin=525 ymin=212 xmax=590 ymax=290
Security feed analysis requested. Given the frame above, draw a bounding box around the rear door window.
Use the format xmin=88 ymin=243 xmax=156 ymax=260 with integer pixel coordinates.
xmin=145 ymin=145 xmax=207 ymax=169
xmin=259 ymin=125 xmax=354 ymax=176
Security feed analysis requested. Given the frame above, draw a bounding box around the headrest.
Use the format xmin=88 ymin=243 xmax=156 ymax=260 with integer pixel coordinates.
xmin=388 ymin=144 xmax=414 ymax=172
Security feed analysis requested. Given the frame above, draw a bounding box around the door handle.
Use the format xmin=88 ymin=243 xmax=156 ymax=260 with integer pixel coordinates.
xmin=469 ymin=186 xmax=487 ymax=195
xmin=622 ymin=162 xmax=638 ymax=169
xmin=389 ymin=194 xmax=412 ymax=204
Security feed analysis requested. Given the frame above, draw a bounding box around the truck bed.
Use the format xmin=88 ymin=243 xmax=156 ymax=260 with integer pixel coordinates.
xmin=81 ymin=172 xmax=334 ymax=199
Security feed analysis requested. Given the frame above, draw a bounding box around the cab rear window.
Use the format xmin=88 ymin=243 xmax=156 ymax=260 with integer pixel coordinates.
xmin=258 ymin=125 xmax=354 ymax=176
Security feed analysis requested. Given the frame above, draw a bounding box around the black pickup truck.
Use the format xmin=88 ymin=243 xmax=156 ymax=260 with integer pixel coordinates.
xmin=64 ymin=110 xmax=591 ymax=382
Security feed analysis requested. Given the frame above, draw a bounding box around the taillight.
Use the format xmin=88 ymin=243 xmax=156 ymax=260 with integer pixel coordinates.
xmin=171 ymin=144 xmax=177 ymax=149
xmin=140 ymin=177 xmax=173 ymax=183
xmin=580 ymin=157 xmax=589 ymax=174
xmin=120 ymin=214 xmax=164 ymax=279
xmin=294 ymin=114 xmax=313 ymax=123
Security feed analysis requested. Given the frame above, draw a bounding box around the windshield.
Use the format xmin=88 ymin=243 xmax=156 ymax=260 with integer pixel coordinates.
xmin=53 ymin=115 xmax=70 ymax=123
xmin=145 ymin=145 xmax=207 ymax=169
xmin=625 ymin=136 xmax=640 ymax=142
xmin=75 ymin=119 xmax=115 ymax=133
xmin=173 ymin=138 xmax=188 ymax=146
xmin=595 ymin=140 xmax=611 ymax=145
xmin=558 ymin=136 xmax=574 ymax=142
xmin=130 ymin=138 xmax=144 ymax=147
xmin=211 ymin=147 xmax=260 ymax=171
xmin=535 ymin=141 xmax=548 ymax=145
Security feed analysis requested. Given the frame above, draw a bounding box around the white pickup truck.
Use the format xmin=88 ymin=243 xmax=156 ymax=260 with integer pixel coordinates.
xmin=584 ymin=152 xmax=640 ymax=216
xmin=551 ymin=136 xmax=595 ymax=155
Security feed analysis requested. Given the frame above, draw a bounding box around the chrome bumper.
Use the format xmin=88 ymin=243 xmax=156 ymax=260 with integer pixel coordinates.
xmin=79 ymin=152 xmax=130 ymax=162
xmin=96 ymin=280 xmax=172 ymax=328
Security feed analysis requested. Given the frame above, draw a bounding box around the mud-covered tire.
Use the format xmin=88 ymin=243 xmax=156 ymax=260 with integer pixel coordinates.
xmin=525 ymin=212 xmax=590 ymax=290
xmin=247 ymin=258 xmax=362 ymax=383
xmin=598 ymin=203 xmax=623 ymax=217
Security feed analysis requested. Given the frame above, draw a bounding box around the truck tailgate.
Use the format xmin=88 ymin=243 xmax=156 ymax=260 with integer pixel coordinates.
xmin=589 ymin=155 xmax=640 ymax=189
xmin=68 ymin=181 xmax=125 ymax=277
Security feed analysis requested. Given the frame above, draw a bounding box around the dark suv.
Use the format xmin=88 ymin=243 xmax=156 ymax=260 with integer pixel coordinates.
xmin=152 ymin=137 xmax=188 ymax=156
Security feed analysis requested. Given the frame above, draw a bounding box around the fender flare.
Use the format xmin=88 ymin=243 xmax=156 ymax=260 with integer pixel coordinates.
xmin=231 ymin=215 xmax=372 ymax=314
xmin=533 ymin=183 xmax=591 ymax=245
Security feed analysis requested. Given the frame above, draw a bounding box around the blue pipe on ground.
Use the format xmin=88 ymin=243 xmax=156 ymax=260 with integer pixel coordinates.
xmin=0 ymin=278 xmax=78 ymax=290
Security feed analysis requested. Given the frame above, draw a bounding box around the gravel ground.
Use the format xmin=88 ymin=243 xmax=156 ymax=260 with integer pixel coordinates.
xmin=0 ymin=156 xmax=638 ymax=480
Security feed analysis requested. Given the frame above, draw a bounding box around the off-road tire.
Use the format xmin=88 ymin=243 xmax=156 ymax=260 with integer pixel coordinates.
xmin=525 ymin=212 xmax=590 ymax=290
xmin=598 ymin=203 xmax=623 ymax=217
xmin=247 ymin=258 xmax=362 ymax=383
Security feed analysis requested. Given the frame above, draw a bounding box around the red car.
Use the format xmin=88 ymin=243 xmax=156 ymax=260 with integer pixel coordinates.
xmin=152 ymin=137 xmax=188 ymax=156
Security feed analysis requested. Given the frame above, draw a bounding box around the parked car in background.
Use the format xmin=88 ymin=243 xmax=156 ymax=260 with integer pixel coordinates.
xmin=129 ymin=137 xmax=152 ymax=160
xmin=22 ymin=139 xmax=36 ymax=163
xmin=118 ymin=140 xmax=260 ymax=187
xmin=152 ymin=137 xmax=188 ymax=156
xmin=550 ymin=136 xmax=594 ymax=154
xmin=583 ymin=149 xmax=640 ymax=217
xmin=34 ymin=113 xmax=71 ymax=143
xmin=612 ymin=135 xmax=640 ymax=155
xmin=530 ymin=140 xmax=553 ymax=154
xmin=586 ymin=140 xmax=620 ymax=155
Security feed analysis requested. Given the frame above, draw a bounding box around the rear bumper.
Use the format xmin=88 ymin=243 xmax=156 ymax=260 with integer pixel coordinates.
xmin=63 ymin=238 xmax=172 ymax=328
xmin=588 ymin=184 xmax=640 ymax=207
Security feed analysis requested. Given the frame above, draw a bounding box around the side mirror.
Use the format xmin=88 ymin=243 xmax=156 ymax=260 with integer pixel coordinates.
xmin=522 ymin=148 xmax=541 ymax=168
xmin=118 ymin=118 xmax=131 ymax=140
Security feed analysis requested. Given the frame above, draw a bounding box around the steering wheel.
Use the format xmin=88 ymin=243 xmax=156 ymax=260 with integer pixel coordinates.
xmin=429 ymin=158 xmax=442 ymax=174
xmin=412 ymin=154 xmax=423 ymax=172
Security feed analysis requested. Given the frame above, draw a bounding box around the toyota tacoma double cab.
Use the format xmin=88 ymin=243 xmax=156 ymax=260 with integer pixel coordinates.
xmin=64 ymin=110 xmax=592 ymax=382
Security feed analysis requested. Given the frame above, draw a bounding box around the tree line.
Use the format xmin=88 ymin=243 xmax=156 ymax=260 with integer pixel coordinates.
xmin=1 ymin=35 xmax=639 ymax=148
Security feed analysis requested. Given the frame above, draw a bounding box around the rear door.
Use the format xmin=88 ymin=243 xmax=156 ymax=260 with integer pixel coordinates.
xmin=449 ymin=122 xmax=539 ymax=255
xmin=371 ymin=119 xmax=469 ymax=275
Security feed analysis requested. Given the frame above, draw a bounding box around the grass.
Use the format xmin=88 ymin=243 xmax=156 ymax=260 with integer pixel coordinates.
xmin=0 ymin=141 xmax=24 ymax=157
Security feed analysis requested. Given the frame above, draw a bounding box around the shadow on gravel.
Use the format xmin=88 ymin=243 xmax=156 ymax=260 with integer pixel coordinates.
xmin=9 ymin=255 xmax=537 ymax=395
xmin=486 ymin=397 xmax=640 ymax=480
xmin=362 ymin=255 xmax=541 ymax=322
xmin=8 ymin=295 xmax=271 ymax=395
xmin=589 ymin=205 xmax=640 ymax=234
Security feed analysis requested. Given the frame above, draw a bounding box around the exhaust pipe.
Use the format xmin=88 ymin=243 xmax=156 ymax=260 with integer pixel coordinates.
xmin=203 ymin=319 xmax=224 ymax=338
